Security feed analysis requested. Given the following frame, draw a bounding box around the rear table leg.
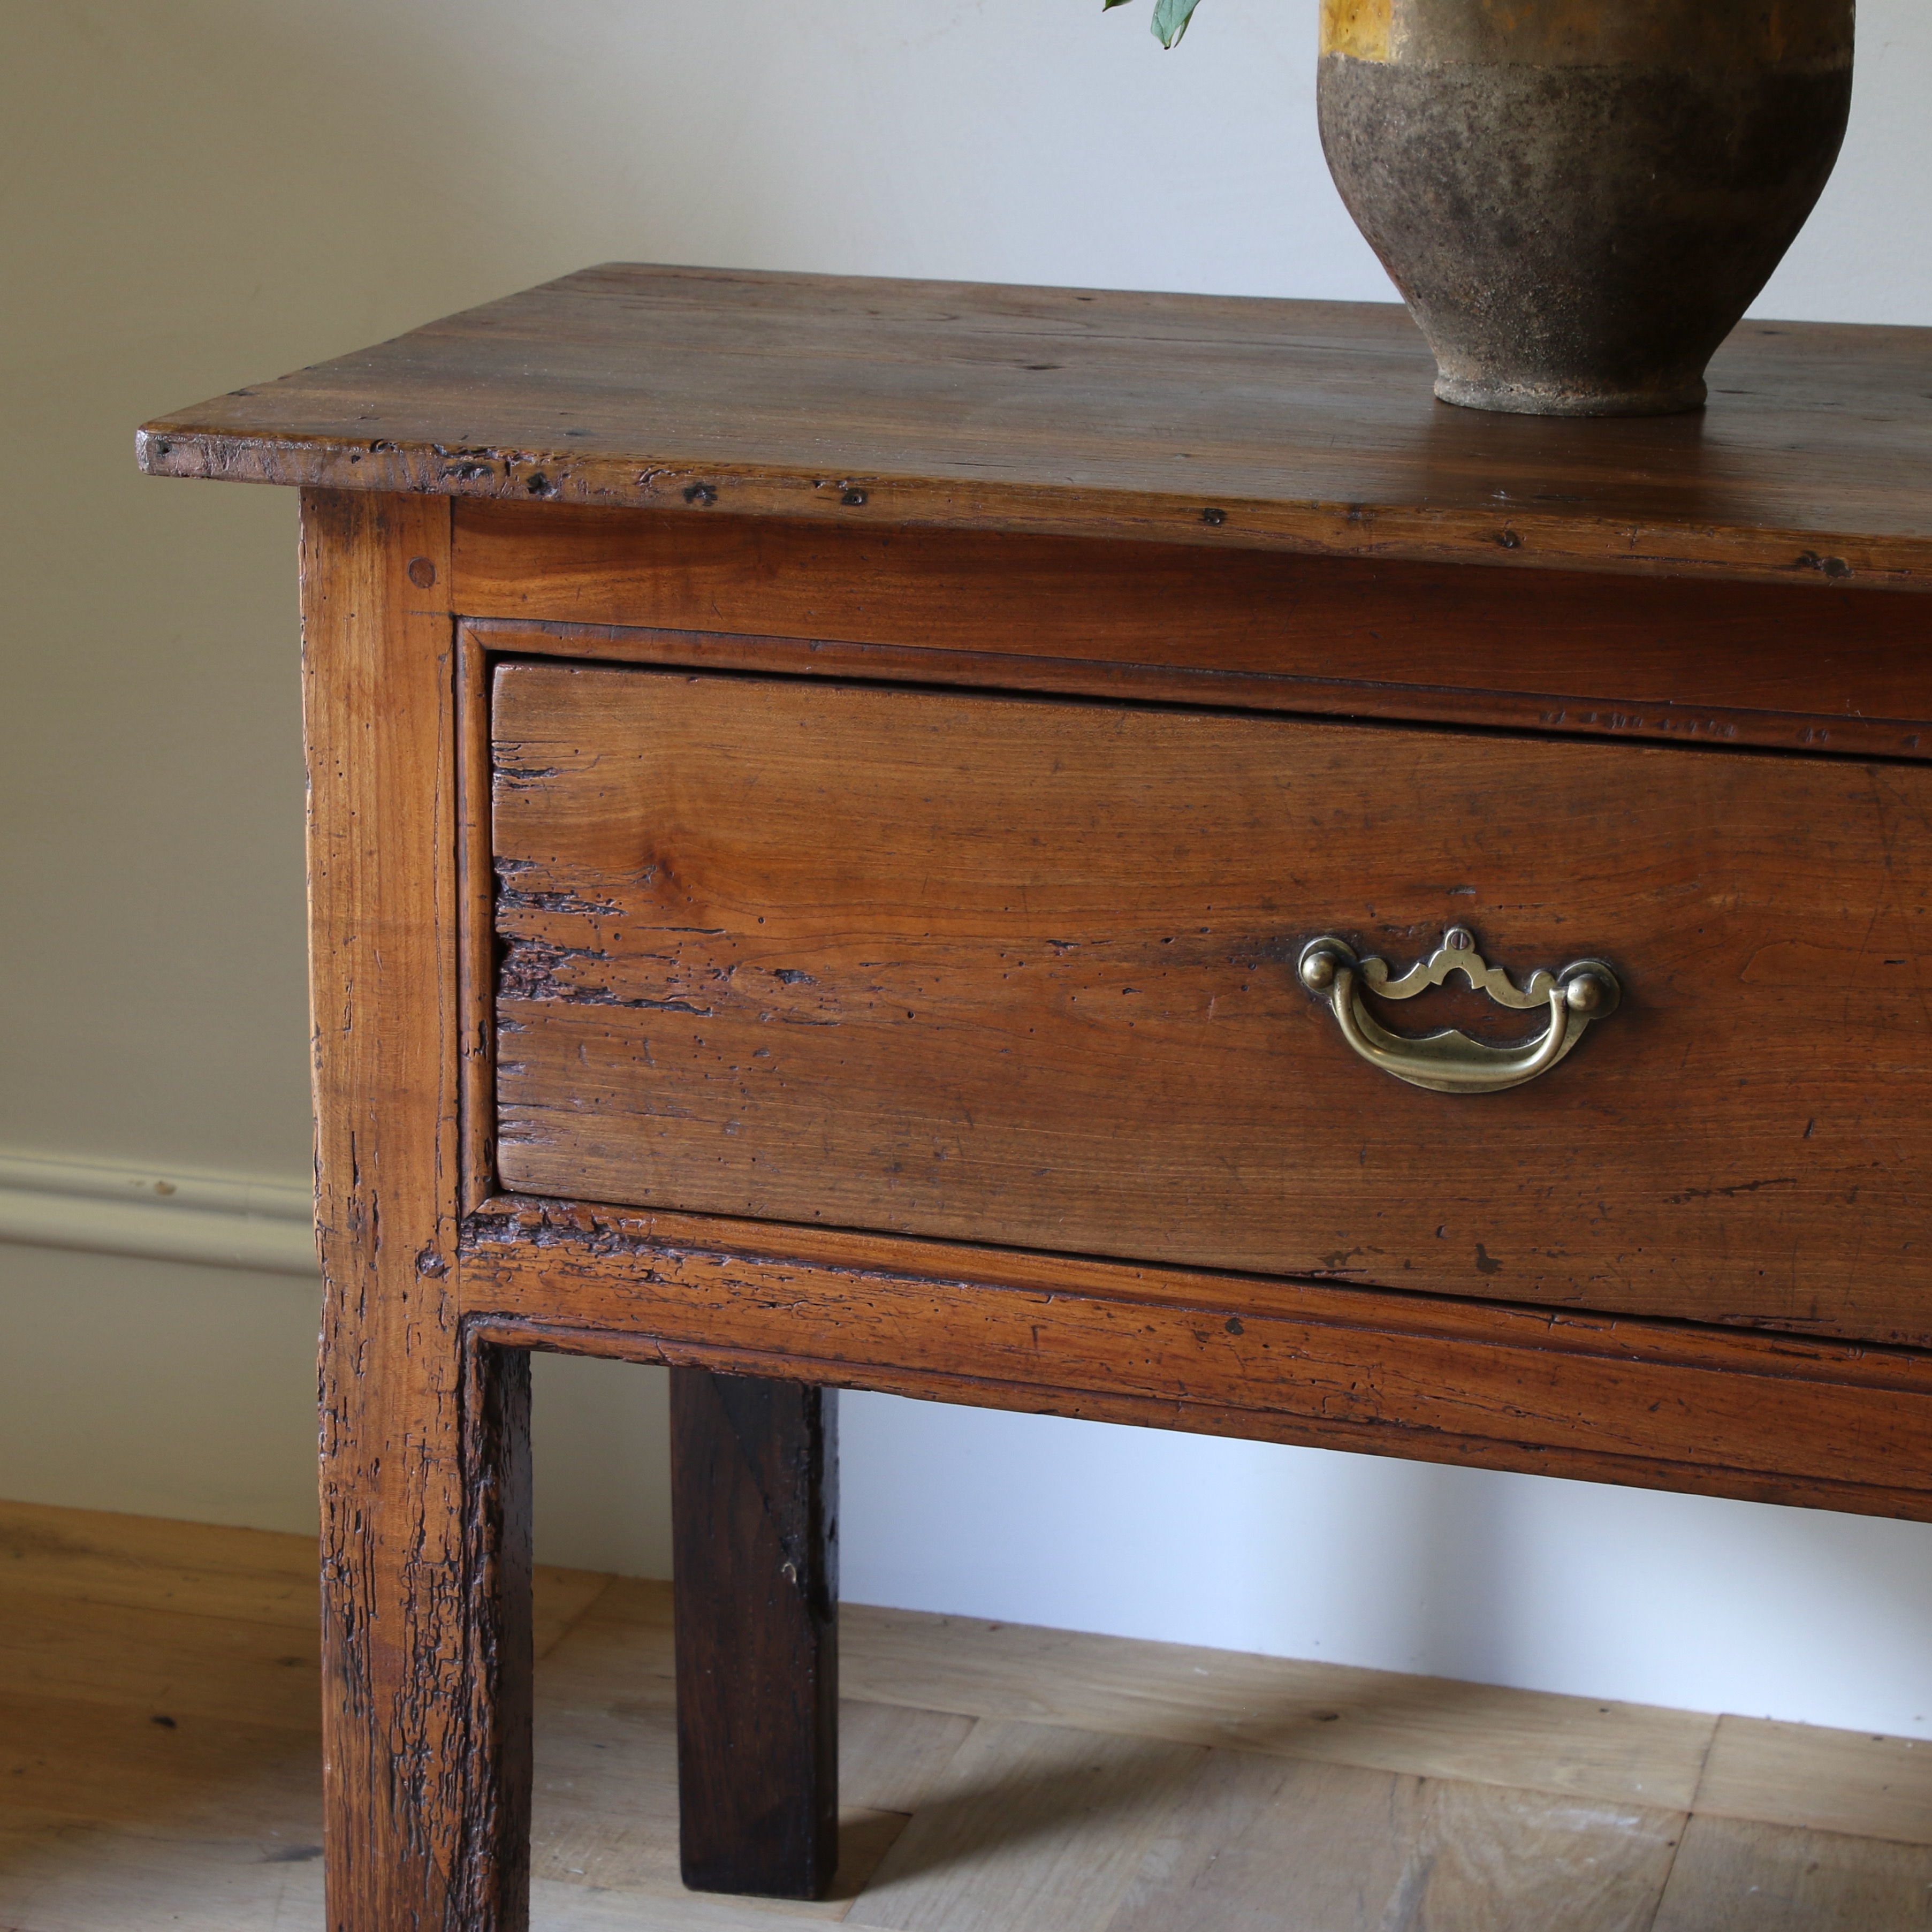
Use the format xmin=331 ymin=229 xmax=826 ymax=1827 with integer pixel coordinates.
xmin=671 ymin=1368 xmax=840 ymax=1898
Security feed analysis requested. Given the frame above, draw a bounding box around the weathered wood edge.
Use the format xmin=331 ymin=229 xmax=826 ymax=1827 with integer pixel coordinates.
xmin=460 ymin=1331 xmax=534 ymax=1924
xmin=139 ymin=429 xmax=1932 ymax=595
xmin=459 ymin=1199 xmax=1932 ymax=1386
xmin=474 ymin=1313 xmax=1932 ymax=1527
xmin=463 ymin=617 xmax=1932 ymax=763
xmin=307 ymin=490 xmax=532 ymax=1931
xmin=458 ymin=627 xmax=498 ymax=1214
xmin=457 ymin=1198 xmax=1932 ymax=1524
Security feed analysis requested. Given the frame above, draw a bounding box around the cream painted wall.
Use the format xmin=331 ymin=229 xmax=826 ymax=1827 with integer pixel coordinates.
xmin=4 ymin=0 xmax=1931 ymax=1735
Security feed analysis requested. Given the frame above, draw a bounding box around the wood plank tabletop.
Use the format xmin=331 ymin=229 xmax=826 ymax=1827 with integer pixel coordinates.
xmin=139 ymin=263 xmax=1932 ymax=591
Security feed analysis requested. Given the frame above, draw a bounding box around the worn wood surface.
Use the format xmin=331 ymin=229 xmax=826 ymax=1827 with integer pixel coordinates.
xmin=490 ymin=663 xmax=1932 ymax=1343
xmin=465 ymin=1337 xmax=535 ymax=1921
xmin=1651 ymin=1815 xmax=1932 ymax=1930
xmin=1076 ymin=1750 xmax=1681 ymax=1932
xmin=140 ymin=265 xmax=1932 ymax=590
xmin=13 ymin=1502 xmax=1932 ymax=1932
xmin=303 ymin=490 xmax=532 ymax=1931
xmin=460 ymin=625 xmax=502 ymax=1211
xmin=833 ymin=1601 xmax=1716 ymax=1812
xmin=150 ymin=275 xmax=1932 ymax=1928
xmin=847 ymin=1718 xmax=1209 ymax=1932
xmin=1693 ymin=1716 xmax=1932 ymax=1846
xmin=457 ymin=509 xmax=1932 ymax=759
xmin=671 ymin=1370 xmax=841 ymax=1898
xmin=460 ymin=1200 xmax=1932 ymax=1520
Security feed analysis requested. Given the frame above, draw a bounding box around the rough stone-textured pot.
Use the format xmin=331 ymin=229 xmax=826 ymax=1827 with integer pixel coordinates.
xmin=1318 ymin=0 xmax=1855 ymax=416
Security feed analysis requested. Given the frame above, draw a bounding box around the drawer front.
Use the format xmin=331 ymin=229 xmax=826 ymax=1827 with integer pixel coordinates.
xmin=490 ymin=663 xmax=1932 ymax=1343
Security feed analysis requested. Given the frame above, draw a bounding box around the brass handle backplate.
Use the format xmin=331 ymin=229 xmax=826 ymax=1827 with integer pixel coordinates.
xmin=1298 ymin=927 xmax=1619 ymax=1096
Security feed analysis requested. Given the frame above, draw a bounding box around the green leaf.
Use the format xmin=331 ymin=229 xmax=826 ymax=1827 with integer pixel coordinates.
xmin=1151 ymin=0 xmax=1204 ymax=45
xmin=1100 ymin=0 xmax=1203 ymax=41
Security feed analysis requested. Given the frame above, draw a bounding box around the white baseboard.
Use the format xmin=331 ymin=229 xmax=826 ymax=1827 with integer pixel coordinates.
xmin=0 ymin=1152 xmax=317 ymax=1278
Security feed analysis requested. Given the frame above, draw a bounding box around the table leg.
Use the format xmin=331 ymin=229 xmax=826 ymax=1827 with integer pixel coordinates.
xmin=671 ymin=1368 xmax=840 ymax=1898
xmin=309 ymin=488 xmax=535 ymax=1929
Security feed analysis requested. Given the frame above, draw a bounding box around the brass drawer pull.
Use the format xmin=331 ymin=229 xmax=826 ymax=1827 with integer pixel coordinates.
xmin=1298 ymin=927 xmax=1619 ymax=1096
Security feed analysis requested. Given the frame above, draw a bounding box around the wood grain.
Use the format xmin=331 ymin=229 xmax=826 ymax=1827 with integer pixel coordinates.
xmin=455 ymin=509 xmax=1932 ymax=759
xmin=0 ymin=1494 xmax=605 ymax=1679
xmin=467 ymin=1334 xmax=536 ymax=1920
xmin=1652 ymin=1814 xmax=1932 ymax=1929
xmin=303 ymin=489 xmax=530 ymax=1931
xmin=526 ymin=1881 xmax=861 ymax=1930
xmin=1693 ymin=1715 xmax=1932 ymax=1846
xmin=0 ymin=1591 xmax=321 ymax=1731
xmin=671 ymin=1369 xmax=841 ymax=1899
xmin=460 ymin=1200 xmax=1932 ymax=1522
xmin=490 ymin=663 xmax=1932 ymax=1343
xmin=0 ymin=1813 xmax=328 ymax=1932
xmin=0 ymin=1683 xmax=320 ymax=1834
xmin=846 ymin=1719 xmax=1206 ymax=1932
xmin=533 ymin=1568 xmax=615 ymax=1662
xmin=0 ymin=1496 xmax=318 ymax=1629
xmin=852 ymin=1726 xmax=1682 ymax=1932
xmin=839 ymin=1699 xmax=979 ymax=1817
xmin=147 ymin=268 xmax=1932 ymax=1929
xmin=836 ymin=1603 xmax=1715 ymax=1812
xmin=13 ymin=1501 xmax=1932 ymax=1932
xmin=461 ymin=623 xmax=501 ymax=1211
xmin=531 ymin=1575 xmax=1709 ymax=1815
xmin=1100 ymin=1750 xmax=1683 ymax=1932
xmin=140 ymin=266 xmax=1932 ymax=591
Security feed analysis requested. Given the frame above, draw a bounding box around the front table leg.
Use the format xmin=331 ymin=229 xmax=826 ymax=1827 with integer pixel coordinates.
xmin=308 ymin=490 xmax=536 ymax=1928
xmin=671 ymin=1368 xmax=840 ymax=1898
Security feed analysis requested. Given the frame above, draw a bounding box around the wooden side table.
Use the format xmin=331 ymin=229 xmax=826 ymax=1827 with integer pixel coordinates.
xmin=143 ymin=266 xmax=1932 ymax=1930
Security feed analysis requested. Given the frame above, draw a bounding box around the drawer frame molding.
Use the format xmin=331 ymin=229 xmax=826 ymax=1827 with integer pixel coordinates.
xmin=453 ymin=591 xmax=1932 ymax=1528
xmin=456 ymin=1193 xmax=1932 ymax=1526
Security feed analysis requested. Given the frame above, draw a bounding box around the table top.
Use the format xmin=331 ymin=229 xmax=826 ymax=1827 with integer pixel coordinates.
xmin=139 ymin=262 xmax=1932 ymax=591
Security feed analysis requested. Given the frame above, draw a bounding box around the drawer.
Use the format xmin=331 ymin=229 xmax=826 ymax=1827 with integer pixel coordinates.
xmin=490 ymin=662 xmax=1932 ymax=1344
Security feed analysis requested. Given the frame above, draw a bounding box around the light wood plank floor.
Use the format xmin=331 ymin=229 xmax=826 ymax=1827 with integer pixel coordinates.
xmin=4 ymin=1500 xmax=1931 ymax=1929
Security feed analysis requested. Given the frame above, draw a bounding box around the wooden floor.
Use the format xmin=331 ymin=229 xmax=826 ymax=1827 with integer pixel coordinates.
xmin=4 ymin=1503 xmax=1932 ymax=1929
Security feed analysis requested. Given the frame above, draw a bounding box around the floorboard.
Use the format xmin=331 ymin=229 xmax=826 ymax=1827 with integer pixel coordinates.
xmin=1652 ymin=1815 xmax=1932 ymax=1930
xmin=2 ymin=1501 xmax=1928 ymax=1930
xmin=839 ymin=1603 xmax=1716 ymax=1809
xmin=1104 ymin=1753 xmax=1682 ymax=1932
xmin=1693 ymin=1715 xmax=1932 ymax=1847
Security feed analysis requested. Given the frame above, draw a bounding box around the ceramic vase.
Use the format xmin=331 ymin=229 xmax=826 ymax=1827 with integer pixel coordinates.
xmin=1318 ymin=0 xmax=1855 ymax=416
